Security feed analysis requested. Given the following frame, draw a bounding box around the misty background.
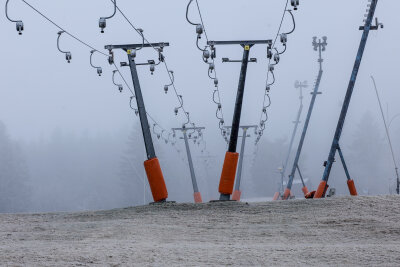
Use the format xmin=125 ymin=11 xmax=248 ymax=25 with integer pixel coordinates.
xmin=1 ymin=0 xmax=399 ymax=212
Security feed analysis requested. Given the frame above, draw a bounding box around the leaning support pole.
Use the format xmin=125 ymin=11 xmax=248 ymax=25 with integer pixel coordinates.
xmin=296 ymin=165 xmax=309 ymax=196
xmin=232 ymin=128 xmax=247 ymax=201
xmin=315 ymin=0 xmax=379 ymax=198
xmin=337 ymin=145 xmax=357 ymax=196
xmin=283 ymin=37 xmax=326 ymax=200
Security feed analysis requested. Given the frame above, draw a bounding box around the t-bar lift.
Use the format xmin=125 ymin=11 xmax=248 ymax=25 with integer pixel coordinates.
xmin=172 ymin=126 xmax=205 ymax=203
xmin=207 ymin=40 xmax=272 ymax=201
xmin=314 ymin=0 xmax=382 ymax=198
xmin=105 ymin=42 xmax=170 ymax=203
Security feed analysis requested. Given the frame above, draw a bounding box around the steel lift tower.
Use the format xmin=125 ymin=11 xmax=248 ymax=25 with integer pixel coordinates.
xmin=273 ymin=81 xmax=306 ymax=200
xmin=172 ymin=126 xmax=205 ymax=203
xmin=207 ymin=40 xmax=272 ymax=201
xmin=282 ymin=37 xmax=327 ymax=200
xmin=105 ymin=42 xmax=170 ymax=203
xmin=314 ymin=0 xmax=383 ymax=198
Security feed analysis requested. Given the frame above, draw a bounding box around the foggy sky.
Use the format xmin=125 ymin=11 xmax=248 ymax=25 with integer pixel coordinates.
xmin=1 ymin=0 xmax=400 ymax=203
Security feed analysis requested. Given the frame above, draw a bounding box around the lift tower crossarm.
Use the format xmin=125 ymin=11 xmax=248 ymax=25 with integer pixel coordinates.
xmin=208 ymin=40 xmax=272 ymax=46
xmin=105 ymin=42 xmax=170 ymax=203
xmin=105 ymin=42 xmax=169 ymax=51
xmin=208 ymin=39 xmax=271 ymax=201
xmin=172 ymin=127 xmax=205 ymax=203
xmin=314 ymin=0 xmax=381 ymax=198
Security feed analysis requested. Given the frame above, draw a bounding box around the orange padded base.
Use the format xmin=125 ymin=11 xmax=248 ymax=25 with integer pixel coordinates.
xmin=302 ymin=186 xmax=309 ymax=196
xmin=314 ymin=180 xmax=328 ymax=198
xmin=218 ymin=152 xmax=239 ymax=195
xmin=282 ymin=188 xmax=291 ymax=200
xmin=232 ymin=190 xmax=242 ymax=201
xmin=144 ymin=158 xmax=168 ymax=202
xmin=272 ymin=192 xmax=280 ymax=201
xmin=347 ymin=179 xmax=358 ymax=196
xmin=194 ymin=192 xmax=203 ymax=203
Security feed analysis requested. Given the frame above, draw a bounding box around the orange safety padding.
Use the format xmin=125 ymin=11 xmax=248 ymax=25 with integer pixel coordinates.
xmin=282 ymin=188 xmax=291 ymax=200
xmin=232 ymin=190 xmax=242 ymax=201
xmin=193 ymin=192 xmax=203 ymax=203
xmin=347 ymin=179 xmax=358 ymax=196
xmin=218 ymin=152 xmax=239 ymax=195
xmin=144 ymin=158 xmax=168 ymax=202
xmin=302 ymin=186 xmax=309 ymax=196
xmin=314 ymin=180 xmax=327 ymax=198
xmin=272 ymin=192 xmax=280 ymax=201
xmin=305 ymin=190 xmax=316 ymax=199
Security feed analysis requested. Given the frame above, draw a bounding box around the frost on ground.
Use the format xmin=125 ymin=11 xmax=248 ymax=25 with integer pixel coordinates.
xmin=0 ymin=195 xmax=399 ymax=266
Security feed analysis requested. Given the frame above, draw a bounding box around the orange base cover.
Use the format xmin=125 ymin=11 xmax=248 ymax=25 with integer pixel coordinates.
xmin=314 ymin=180 xmax=328 ymax=198
xmin=302 ymin=186 xmax=309 ymax=196
xmin=194 ymin=192 xmax=203 ymax=203
xmin=218 ymin=152 xmax=239 ymax=195
xmin=305 ymin=190 xmax=316 ymax=199
xmin=282 ymin=188 xmax=291 ymax=200
xmin=272 ymin=192 xmax=280 ymax=201
xmin=347 ymin=179 xmax=358 ymax=196
xmin=232 ymin=190 xmax=242 ymax=201
xmin=144 ymin=158 xmax=168 ymax=202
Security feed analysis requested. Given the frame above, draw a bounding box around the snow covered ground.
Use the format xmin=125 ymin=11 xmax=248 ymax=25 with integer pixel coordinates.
xmin=0 ymin=195 xmax=399 ymax=266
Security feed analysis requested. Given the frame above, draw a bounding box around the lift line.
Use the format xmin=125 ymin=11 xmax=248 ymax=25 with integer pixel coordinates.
xmin=172 ymin=126 xmax=206 ymax=203
xmin=313 ymin=0 xmax=382 ymax=198
xmin=273 ymin=81 xmax=306 ymax=200
xmin=105 ymin=42 xmax=170 ymax=203
xmin=207 ymin=40 xmax=272 ymax=201
xmin=223 ymin=125 xmax=257 ymax=201
xmin=282 ymin=36 xmax=327 ymax=200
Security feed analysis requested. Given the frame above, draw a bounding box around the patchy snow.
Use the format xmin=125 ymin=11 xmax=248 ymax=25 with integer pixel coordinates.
xmin=0 ymin=195 xmax=400 ymax=266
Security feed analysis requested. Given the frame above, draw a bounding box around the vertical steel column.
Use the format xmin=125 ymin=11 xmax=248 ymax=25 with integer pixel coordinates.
xmin=183 ymin=130 xmax=199 ymax=194
xmin=315 ymin=0 xmax=378 ymax=198
xmin=284 ymin=69 xmax=323 ymax=198
xmin=128 ymin=53 xmax=156 ymax=160
xmin=220 ymin=45 xmax=251 ymax=201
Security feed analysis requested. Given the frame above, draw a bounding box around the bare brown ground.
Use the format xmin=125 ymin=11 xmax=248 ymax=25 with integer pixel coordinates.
xmin=0 ymin=195 xmax=399 ymax=266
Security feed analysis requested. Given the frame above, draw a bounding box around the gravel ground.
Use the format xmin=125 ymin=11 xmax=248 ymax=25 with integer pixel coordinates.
xmin=0 ymin=195 xmax=399 ymax=266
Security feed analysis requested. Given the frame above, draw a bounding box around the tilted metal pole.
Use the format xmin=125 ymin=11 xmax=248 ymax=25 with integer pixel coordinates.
xmin=183 ymin=131 xmax=199 ymax=194
xmin=315 ymin=0 xmax=379 ymax=198
xmin=128 ymin=53 xmax=156 ymax=159
xmin=228 ymin=45 xmax=251 ymax=154
xmin=337 ymin=145 xmax=352 ymax=181
xmin=173 ymin=127 xmax=205 ymax=202
xmin=235 ymin=129 xmax=247 ymax=193
xmin=283 ymin=38 xmax=326 ymax=200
